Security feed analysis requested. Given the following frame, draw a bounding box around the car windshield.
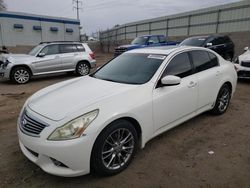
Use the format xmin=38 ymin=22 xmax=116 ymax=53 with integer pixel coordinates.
xmin=91 ymin=53 xmax=166 ymax=85
xmin=180 ymin=38 xmax=207 ymax=47
xmin=131 ymin=37 xmax=148 ymax=45
xmin=29 ymin=45 xmax=44 ymax=56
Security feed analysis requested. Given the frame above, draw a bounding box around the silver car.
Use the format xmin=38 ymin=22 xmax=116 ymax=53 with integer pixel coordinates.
xmin=0 ymin=42 xmax=96 ymax=84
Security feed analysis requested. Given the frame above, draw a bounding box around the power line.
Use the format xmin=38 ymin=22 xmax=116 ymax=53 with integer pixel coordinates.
xmin=73 ymin=0 xmax=83 ymax=20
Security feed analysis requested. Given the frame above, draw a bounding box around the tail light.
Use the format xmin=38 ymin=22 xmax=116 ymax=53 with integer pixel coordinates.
xmin=89 ymin=52 xmax=95 ymax=60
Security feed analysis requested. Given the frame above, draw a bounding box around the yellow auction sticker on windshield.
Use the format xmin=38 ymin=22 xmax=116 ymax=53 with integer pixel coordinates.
xmin=148 ymin=55 xmax=166 ymax=60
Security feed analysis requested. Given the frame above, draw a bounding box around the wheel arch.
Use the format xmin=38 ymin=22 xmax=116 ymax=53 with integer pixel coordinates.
xmin=76 ymin=60 xmax=91 ymax=69
xmin=10 ymin=64 xmax=33 ymax=76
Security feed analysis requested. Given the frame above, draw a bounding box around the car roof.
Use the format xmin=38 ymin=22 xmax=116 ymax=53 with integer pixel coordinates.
xmin=39 ymin=41 xmax=83 ymax=45
xmin=186 ymin=35 xmax=226 ymax=40
xmin=137 ymin=35 xmax=165 ymax=38
xmin=127 ymin=46 xmax=208 ymax=55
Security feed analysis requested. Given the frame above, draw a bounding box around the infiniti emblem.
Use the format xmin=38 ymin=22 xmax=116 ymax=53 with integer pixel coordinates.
xmin=22 ymin=118 xmax=27 ymax=125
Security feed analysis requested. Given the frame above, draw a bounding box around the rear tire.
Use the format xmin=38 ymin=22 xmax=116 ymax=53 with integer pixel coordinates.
xmin=76 ymin=62 xmax=90 ymax=76
xmin=10 ymin=67 xmax=31 ymax=84
xmin=211 ymin=84 xmax=231 ymax=115
xmin=91 ymin=120 xmax=138 ymax=176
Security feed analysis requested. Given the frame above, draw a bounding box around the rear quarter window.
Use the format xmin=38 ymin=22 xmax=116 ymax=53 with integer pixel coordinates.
xmin=76 ymin=44 xmax=85 ymax=52
xmin=191 ymin=50 xmax=218 ymax=73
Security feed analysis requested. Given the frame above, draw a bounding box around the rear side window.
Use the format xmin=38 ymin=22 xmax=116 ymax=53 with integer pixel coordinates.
xmin=208 ymin=52 xmax=219 ymax=67
xmin=159 ymin=36 xmax=166 ymax=43
xmin=191 ymin=50 xmax=218 ymax=73
xmin=163 ymin=52 xmax=193 ymax=78
xmin=41 ymin=44 xmax=59 ymax=55
xmin=76 ymin=44 xmax=85 ymax=52
xmin=59 ymin=44 xmax=78 ymax=53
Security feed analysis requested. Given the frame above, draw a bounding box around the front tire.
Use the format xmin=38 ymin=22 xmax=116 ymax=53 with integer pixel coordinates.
xmin=76 ymin=62 xmax=90 ymax=76
xmin=91 ymin=120 xmax=138 ymax=176
xmin=11 ymin=67 xmax=31 ymax=84
xmin=211 ymin=84 xmax=231 ymax=115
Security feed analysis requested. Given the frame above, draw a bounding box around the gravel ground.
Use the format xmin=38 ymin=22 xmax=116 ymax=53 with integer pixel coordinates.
xmin=0 ymin=53 xmax=250 ymax=188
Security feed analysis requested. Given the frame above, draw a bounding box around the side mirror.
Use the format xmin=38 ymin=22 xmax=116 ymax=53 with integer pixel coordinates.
xmin=37 ymin=52 xmax=46 ymax=57
xmin=206 ymin=43 xmax=213 ymax=47
xmin=244 ymin=47 xmax=249 ymax=51
xmin=161 ymin=75 xmax=181 ymax=86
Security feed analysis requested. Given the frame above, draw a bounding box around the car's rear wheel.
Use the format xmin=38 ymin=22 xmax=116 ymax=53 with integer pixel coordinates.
xmin=11 ymin=67 xmax=31 ymax=84
xmin=76 ymin=62 xmax=90 ymax=76
xmin=211 ymin=84 xmax=231 ymax=115
xmin=91 ymin=120 xmax=138 ymax=176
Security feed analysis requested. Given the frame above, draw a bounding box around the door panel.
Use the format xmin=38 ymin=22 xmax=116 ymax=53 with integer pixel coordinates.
xmin=153 ymin=52 xmax=198 ymax=132
xmin=59 ymin=44 xmax=78 ymax=70
xmin=153 ymin=75 xmax=198 ymax=131
xmin=31 ymin=44 xmax=61 ymax=74
xmin=190 ymin=50 xmax=222 ymax=109
xmin=32 ymin=55 xmax=61 ymax=74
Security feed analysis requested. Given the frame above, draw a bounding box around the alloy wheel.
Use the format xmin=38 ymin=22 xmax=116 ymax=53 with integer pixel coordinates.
xmin=14 ymin=69 xmax=30 ymax=84
xmin=102 ymin=128 xmax=135 ymax=170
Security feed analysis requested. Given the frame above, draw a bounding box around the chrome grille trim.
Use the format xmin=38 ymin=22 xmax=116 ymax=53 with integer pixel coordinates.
xmin=241 ymin=61 xmax=250 ymax=68
xmin=19 ymin=110 xmax=48 ymax=137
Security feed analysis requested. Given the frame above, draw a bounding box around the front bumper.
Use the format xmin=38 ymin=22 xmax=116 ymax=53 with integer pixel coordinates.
xmin=235 ymin=65 xmax=250 ymax=79
xmin=90 ymin=59 xmax=97 ymax=69
xmin=18 ymin=110 xmax=97 ymax=177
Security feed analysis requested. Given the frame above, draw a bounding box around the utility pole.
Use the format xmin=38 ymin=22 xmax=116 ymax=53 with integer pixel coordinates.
xmin=73 ymin=0 xmax=83 ymax=41
xmin=73 ymin=0 xmax=83 ymax=20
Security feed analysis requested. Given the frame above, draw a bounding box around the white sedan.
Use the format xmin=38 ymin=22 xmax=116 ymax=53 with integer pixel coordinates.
xmin=18 ymin=46 xmax=237 ymax=177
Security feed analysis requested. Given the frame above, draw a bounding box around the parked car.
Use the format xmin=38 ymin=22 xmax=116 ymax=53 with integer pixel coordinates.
xmin=114 ymin=35 xmax=179 ymax=56
xmin=18 ymin=46 xmax=237 ymax=177
xmin=0 ymin=41 xmax=96 ymax=84
xmin=180 ymin=35 xmax=235 ymax=61
xmin=234 ymin=47 xmax=250 ymax=79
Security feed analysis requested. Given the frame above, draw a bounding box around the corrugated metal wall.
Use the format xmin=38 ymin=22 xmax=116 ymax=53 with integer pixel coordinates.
xmin=100 ymin=0 xmax=250 ymax=43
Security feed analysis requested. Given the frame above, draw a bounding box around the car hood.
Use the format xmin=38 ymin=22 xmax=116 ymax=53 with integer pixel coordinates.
xmin=28 ymin=76 xmax=136 ymax=121
xmin=1 ymin=53 xmax=33 ymax=63
xmin=239 ymin=50 xmax=250 ymax=61
xmin=117 ymin=44 xmax=145 ymax=49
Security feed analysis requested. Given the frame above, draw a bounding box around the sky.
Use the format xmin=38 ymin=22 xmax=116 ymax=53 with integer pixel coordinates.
xmin=6 ymin=0 xmax=240 ymax=35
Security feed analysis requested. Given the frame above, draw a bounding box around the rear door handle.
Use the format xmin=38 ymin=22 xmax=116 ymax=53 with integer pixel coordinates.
xmin=188 ymin=81 xmax=197 ymax=88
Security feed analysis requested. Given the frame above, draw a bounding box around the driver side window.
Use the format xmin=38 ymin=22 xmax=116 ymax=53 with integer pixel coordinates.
xmin=163 ymin=52 xmax=193 ymax=78
xmin=148 ymin=36 xmax=159 ymax=44
xmin=40 ymin=44 xmax=59 ymax=56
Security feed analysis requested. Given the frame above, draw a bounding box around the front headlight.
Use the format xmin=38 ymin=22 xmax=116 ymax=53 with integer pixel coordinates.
xmin=3 ymin=60 xmax=10 ymax=69
xmin=48 ymin=110 xmax=99 ymax=141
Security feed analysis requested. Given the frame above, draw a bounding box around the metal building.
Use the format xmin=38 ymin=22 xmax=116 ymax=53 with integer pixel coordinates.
xmin=100 ymin=0 xmax=250 ymax=55
xmin=0 ymin=11 xmax=80 ymax=47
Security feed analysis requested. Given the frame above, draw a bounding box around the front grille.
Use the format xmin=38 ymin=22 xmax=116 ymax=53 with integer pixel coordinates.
xmin=20 ymin=110 xmax=47 ymax=137
xmin=238 ymin=70 xmax=250 ymax=78
xmin=114 ymin=48 xmax=127 ymax=56
xmin=241 ymin=61 xmax=250 ymax=68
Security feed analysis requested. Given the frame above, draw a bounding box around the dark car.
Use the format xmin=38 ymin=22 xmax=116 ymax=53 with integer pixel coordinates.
xmin=180 ymin=35 xmax=235 ymax=61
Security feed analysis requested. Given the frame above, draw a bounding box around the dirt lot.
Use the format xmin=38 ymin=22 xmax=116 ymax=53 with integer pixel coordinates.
xmin=0 ymin=53 xmax=250 ymax=188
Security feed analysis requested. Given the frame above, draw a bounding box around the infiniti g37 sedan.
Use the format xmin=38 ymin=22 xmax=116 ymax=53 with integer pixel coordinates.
xmin=18 ymin=46 xmax=237 ymax=177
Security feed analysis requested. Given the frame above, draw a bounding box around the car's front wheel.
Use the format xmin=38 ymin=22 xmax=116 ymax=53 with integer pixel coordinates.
xmin=211 ymin=84 xmax=231 ymax=115
xmin=91 ymin=120 xmax=138 ymax=176
xmin=11 ymin=66 xmax=31 ymax=84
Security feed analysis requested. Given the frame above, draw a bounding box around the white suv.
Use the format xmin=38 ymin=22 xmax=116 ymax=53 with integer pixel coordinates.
xmin=0 ymin=42 xmax=96 ymax=84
